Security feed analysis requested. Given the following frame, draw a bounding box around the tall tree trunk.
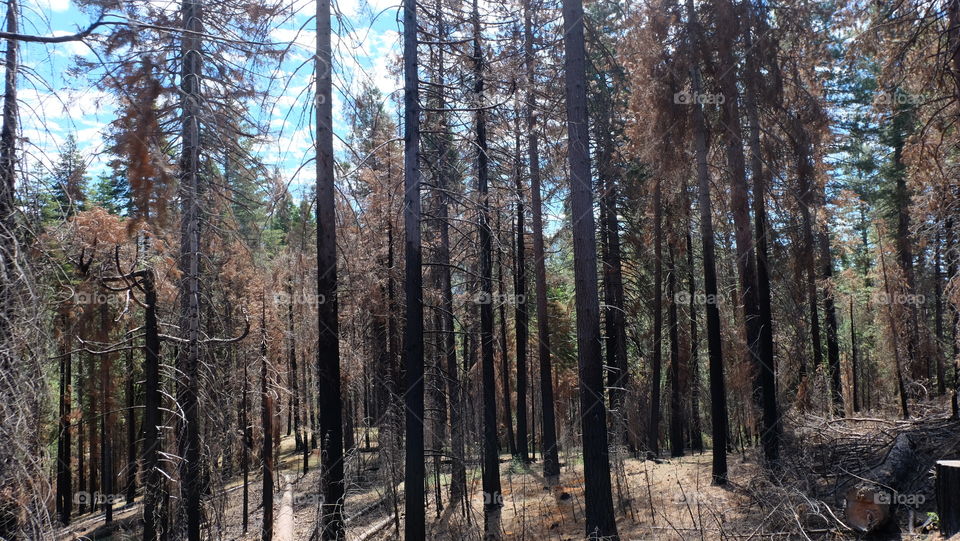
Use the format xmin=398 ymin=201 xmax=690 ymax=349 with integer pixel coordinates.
xmin=242 ymin=359 xmax=249 ymax=533
xmin=820 ymin=230 xmax=844 ymax=416
xmin=514 ymin=131 xmax=530 ymax=463
xmin=598 ymin=102 xmax=629 ymax=455
xmin=650 ymin=177 xmax=663 ymax=457
xmin=57 ymin=311 xmax=73 ymax=525
xmin=435 ymin=98 xmax=466 ymax=510
xmin=141 ymin=271 xmax=163 ymax=541
xmin=743 ymin=6 xmax=778 ymax=461
xmin=288 ymin=279 xmax=302 ymax=451
xmin=402 ymin=0 xmax=426 ymax=533
xmin=125 ymin=336 xmax=137 ymax=505
xmin=524 ymin=0 xmax=560 ymax=485
xmin=315 ymin=0 xmax=345 ymax=537
xmin=260 ymin=307 xmax=274 ymax=541
xmin=473 ymin=3 xmax=503 ymax=535
xmin=793 ymin=113 xmax=819 ymax=391
xmin=668 ymin=245 xmax=684 ymax=457
xmin=850 ymin=296 xmax=860 ymax=413
xmin=714 ymin=0 xmax=770 ymax=462
xmin=686 ymin=229 xmax=703 ymax=452
xmin=878 ymin=233 xmax=910 ymax=419
xmin=496 ymin=234 xmax=515 ymax=457
xmin=935 ymin=229 xmax=946 ymax=396
xmin=561 ymin=0 xmax=619 ymax=535
xmin=178 ymin=0 xmax=204 ymax=535
xmin=685 ymin=0 xmax=728 ymax=484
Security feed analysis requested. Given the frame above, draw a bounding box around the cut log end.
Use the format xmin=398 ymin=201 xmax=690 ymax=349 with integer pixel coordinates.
xmin=843 ymin=484 xmax=891 ymax=532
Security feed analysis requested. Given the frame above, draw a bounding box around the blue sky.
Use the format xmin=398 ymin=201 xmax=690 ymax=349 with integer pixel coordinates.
xmin=20 ymin=0 xmax=403 ymax=199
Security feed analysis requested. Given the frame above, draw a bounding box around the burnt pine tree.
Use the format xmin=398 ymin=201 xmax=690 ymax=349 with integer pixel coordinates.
xmin=402 ymin=0 xmax=427 ymax=535
xmin=473 ymin=0 xmax=503 ymax=535
xmin=316 ymin=0 xmax=346 ymax=537
xmin=561 ymin=0 xmax=619 ymax=535
xmin=685 ymin=0 xmax=728 ymax=485
xmin=650 ymin=175 xmax=663 ymax=457
xmin=743 ymin=3 xmax=779 ymax=458
xmin=177 ymin=0 xmax=205 ymax=535
xmin=524 ymin=0 xmax=560 ymax=486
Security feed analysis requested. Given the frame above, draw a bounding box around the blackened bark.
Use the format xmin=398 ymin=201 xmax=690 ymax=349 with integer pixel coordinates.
xmin=850 ymin=296 xmax=860 ymax=413
xmin=260 ymin=309 xmax=273 ymax=541
xmin=685 ymin=0 xmax=728 ymax=484
xmin=561 ymin=0 xmax=619 ymax=534
xmin=125 ymin=337 xmax=137 ymax=505
xmin=714 ymin=0 xmax=768 ymax=463
xmin=496 ymin=239 xmax=516 ymax=457
xmin=57 ymin=312 xmax=73 ymax=524
xmin=686 ymin=230 xmax=703 ymax=453
xmin=141 ymin=271 xmax=163 ymax=541
xmin=744 ymin=6 xmax=778 ymax=461
xmin=650 ymin=177 xmax=663 ymax=457
xmin=473 ymin=3 xmax=503 ymax=535
xmin=316 ymin=0 xmax=345 ymax=537
xmin=820 ymin=230 xmax=844 ymax=416
xmin=402 ymin=0 xmax=426 ymax=534
xmin=177 ymin=0 xmax=204 ymax=535
xmin=668 ymin=246 xmax=684 ymax=457
xmin=524 ymin=0 xmax=560 ymax=484
xmin=514 ymin=135 xmax=530 ymax=463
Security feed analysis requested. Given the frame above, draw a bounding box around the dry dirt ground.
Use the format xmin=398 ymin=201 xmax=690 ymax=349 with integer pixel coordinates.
xmin=57 ymin=432 xmax=947 ymax=540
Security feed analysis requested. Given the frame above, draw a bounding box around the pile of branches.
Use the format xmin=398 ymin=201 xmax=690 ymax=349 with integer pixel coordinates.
xmin=733 ymin=410 xmax=960 ymax=538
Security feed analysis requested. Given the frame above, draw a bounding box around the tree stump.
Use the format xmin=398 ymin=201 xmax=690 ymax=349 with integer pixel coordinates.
xmin=936 ymin=460 xmax=960 ymax=536
xmin=843 ymin=433 xmax=917 ymax=532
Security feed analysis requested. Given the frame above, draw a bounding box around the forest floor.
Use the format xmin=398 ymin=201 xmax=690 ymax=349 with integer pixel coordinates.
xmin=59 ymin=408 xmax=960 ymax=540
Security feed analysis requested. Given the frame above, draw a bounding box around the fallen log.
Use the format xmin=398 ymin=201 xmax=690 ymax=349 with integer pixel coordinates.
xmin=936 ymin=460 xmax=960 ymax=536
xmin=842 ymin=433 xmax=917 ymax=532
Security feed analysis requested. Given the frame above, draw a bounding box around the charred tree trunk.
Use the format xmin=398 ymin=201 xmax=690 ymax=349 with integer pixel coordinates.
xmin=125 ymin=337 xmax=137 ymax=505
xmin=686 ymin=0 xmax=728 ymax=484
xmin=850 ymin=296 xmax=860 ymax=413
xmin=242 ymin=360 xmax=249 ymax=533
xmin=316 ymin=0 xmax=345 ymax=537
xmin=561 ymin=0 xmax=619 ymax=535
xmin=650 ymin=176 xmax=663 ymax=457
xmin=57 ymin=312 xmax=73 ymax=525
xmin=524 ymin=0 xmax=560 ymax=485
xmin=514 ymin=134 xmax=530 ymax=464
xmin=473 ymin=3 xmax=503 ymax=535
xmin=402 ymin=0 xmax=426 ymax=533
xmin=820 ymin=230 xmax=844 ymax=416
xmin=714 ymin=0 xmax=771 ymax=463
xmin=744 ymin=6 xmax=778 ymax=461
xmin=141 ymin=271 xmax=163 ymax=541
xmin=496 ymin=236 xmax=515 ymax=457
xmin=668 ymin=245 xmax=684 ymax=458
xmin=287 ymin=280 xmax=302 ymax=452
xmin=843 ymin=433 xmax=917 ymax=532
xmin=936 ymin=460 xmax=960 ymax=536
xmin=260 ymin=308 xmax=274 ymax=541
xmin=177 ymin=0 xmax=204 ymax=535
xmin=686 ymin=230 xmax=703 ymax=453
